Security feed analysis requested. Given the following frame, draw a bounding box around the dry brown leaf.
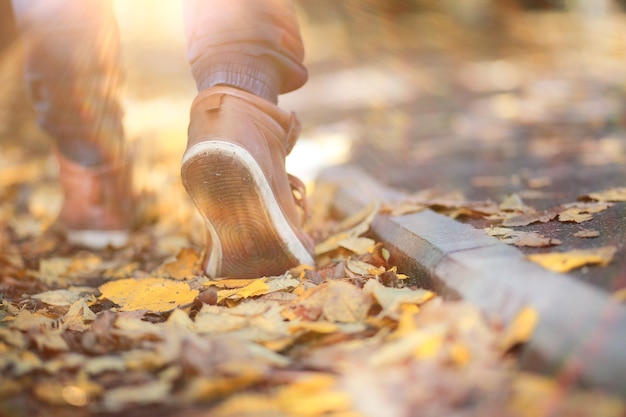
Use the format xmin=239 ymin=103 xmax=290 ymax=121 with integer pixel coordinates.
xmin=501 ymin=207 xmax=560 ymax=227
xmin=314 ymin=202 xmax=379 ymax=255
xmin=31 ymin=289 xmax=83 ymax=307
xmin=37 ymin=257 xmax=72 ymax=286
xmin=574 ymin=229 xmax=600 ymax=238
xmin=102 ymin=380 xmax=172 ymax=412
xmin=527 ymin=246 xmax=617 ymax=273
xmin=486 ymin=227 xmax=561 ymax=247
xmin=499 ymin=193 xmax=530 ymax=212
xmin=62 ymin=298 xmax=97 ymax=332
xmin=583 ymin=187 xmax=626 ymax=202
xmin=307 ymin=281 xmax=373 ymax=323
xmin=511 ymin=232 xmax=561 ymax=247
xmin=558 ymin=202 xmax=611 ymax=223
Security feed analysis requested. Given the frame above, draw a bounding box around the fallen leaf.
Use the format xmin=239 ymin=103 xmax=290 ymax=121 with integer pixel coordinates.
xmin=499 ymin=193 xmax=530 ymax=212
xmin=501 ymin=207 xmax=560 ymax=227
xmin=154 ymin=247 xmax=200 ymax=280
xmin=98 ymin=277 xmax=199 ymax=312
xmin=511 ymin=232 xmax=561 ymax=247
xmin=499 ymin=306 xmax=538 ymax=351
xmin=63 ymin=298 xmax=97 ymax=332
xmin=31 ymin=289 xmax=83 ymax=307
xmin=573 ymin=229 xmax=600 ymax=238
xmin=363 ymin=279 xmax=434 ymax=319
xmin=583 ymin=187 xmax=626 ymax=202
xmin=102 ymin=380 xmax=172 ymax=412
xmin=277 ymin=374 xmax=352 ymax=417
xmin=216 ymin=279 xmax=271 ymax=303
xmin=485 ymin=227 xmax=561 ymax=247
xmin=527 ymin=246 xmax=617 ymax=273
xmin=323 ymin=281 xmax=373 ymax=323
xmin=314 ymin=202 xmax=379 ymax=255
xmin=338 ymin=237 xmax=376 ymax=255
xmin=558 ymin=202 xmax=611 ymax=223
xmin=37 ymin=257 xmax=72 ymax=286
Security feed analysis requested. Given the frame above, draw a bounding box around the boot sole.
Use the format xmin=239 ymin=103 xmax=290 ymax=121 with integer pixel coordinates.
xmin=181 ymin=141 xmax=313 ymax=278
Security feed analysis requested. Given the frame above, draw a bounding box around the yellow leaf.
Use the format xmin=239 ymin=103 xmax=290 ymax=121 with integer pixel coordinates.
xmin=277 ymin=374 xmax=351 ymax=417
xmin=338 ymin=237 xmax=376 ymax=255
xmin=289 ymin=321 xmax=338 ymax=334
xmin=204 ymin=278 xmax=266 ymax=289
xmin=390 ymin=304 xmax=419 ymax=339
xmin=211 ymin=393 xmax=279 ymax=416
xmin=98 ymin=277 xmax=199 ymax=312
xmin=508 ymin=373 xmax=560 ymax=417
xmin=216 ymin=279 xmax=270 ymax=303
xmin=527 ymin=246 xmax=617 ymax=273
xmin=500 ymin=306 xmax=538 ymax=351
xmin=450 ymin=343 xmax=471 ymax=366
xmin=414 ymin=333 xmax=443 ymax=359
xmin=363 ymin=279 xmax=435 ymax=319
xmin=154 ymin=247 xmax=200 ymax=280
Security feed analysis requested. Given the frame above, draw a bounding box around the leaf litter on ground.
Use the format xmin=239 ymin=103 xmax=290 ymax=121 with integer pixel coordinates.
xmin=0 ymin=146 xmax=624 ymax=417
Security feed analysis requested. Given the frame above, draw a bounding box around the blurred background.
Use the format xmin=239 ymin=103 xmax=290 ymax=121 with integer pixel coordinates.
xmin=2 ymin=0 xmax=626 ymax=184
xmin=1 ymin=0 xmax=626 ymax=291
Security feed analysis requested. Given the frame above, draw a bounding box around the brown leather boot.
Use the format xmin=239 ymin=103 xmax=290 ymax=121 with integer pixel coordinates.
xmin=181 ymin=86 xmax=314 ymax=279
xmin=57 ymin=151 xmax=134 ymax=249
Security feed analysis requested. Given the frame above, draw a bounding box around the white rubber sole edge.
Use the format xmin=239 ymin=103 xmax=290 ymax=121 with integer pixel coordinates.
xmin=66 ymin=230 xmax=130 ymax=249
xmin=182 ymin=141 xmax=314 ymax=277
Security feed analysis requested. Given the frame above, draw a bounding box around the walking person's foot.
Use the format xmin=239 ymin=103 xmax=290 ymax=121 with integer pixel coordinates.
xmin=181 ymin=86 xmax=314 ymax=279
xmin=56 ymin=151 xmax=134 ymax=249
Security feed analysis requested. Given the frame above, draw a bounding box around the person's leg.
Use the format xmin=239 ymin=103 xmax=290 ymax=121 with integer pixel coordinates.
xmin=181 ymin=0 xmax=314 ymax=279
xmin=12 ymin=0 xmax=133 ymax=248
xmin=182 ymin=0 xmax=308 ymax=102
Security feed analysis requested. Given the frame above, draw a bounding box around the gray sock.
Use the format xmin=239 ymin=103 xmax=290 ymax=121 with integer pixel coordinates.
xmin=192 ymin=53 xmax=280 ymax=104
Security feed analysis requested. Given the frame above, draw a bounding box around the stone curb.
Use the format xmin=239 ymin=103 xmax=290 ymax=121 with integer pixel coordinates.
xmin=317 ymin=164 xmax=626 ymax=397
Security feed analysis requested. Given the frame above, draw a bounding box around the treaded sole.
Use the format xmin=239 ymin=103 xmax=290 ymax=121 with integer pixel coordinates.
xmin=181 ymin=141 xmax=313 ymax=278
